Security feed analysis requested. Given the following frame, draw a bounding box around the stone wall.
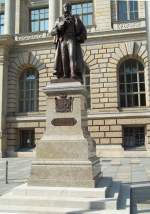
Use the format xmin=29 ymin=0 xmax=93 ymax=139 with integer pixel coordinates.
xmin=6 ymin=36 xmax=150 ymax=152
xmin=88 ymin=119 xmax=122 ymax=145
xmin=7 ymin=40 xmax=148 ymax=114
xmin=6 ymin=120 xmax=46 ymax=150
xmin=4 ymin=0 xmax=150 ymax=155
xmin=94 ymin=0 xmax=112 ymax=31
xmin=88 ymin=117 xmax=150 ymax=150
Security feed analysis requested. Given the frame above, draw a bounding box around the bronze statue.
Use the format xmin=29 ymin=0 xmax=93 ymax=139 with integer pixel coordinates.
xmin=51 ymin=3 xmax=87 ymax=81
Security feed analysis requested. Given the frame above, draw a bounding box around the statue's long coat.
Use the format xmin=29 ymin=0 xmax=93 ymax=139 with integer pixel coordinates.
xmin=52 ymin=15 xmax=87 ymax=79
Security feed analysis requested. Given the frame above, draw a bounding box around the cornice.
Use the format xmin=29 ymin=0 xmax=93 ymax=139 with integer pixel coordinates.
xmin=88 ymin=110 xmax=150 ymax=119
xmin=6 ymin=109 xmax=150 ymax=122
xmin=0 ymin=35 xmax=14 ymax=47
xmin=13 ymin=28 xmax=147 ymax=48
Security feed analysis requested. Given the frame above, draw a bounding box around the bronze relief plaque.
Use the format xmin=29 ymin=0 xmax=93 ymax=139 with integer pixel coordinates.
xmin=55 ymin=96 xmax=73 ymax=113
xmin=51 ymin=118 xmax=77 ymax=126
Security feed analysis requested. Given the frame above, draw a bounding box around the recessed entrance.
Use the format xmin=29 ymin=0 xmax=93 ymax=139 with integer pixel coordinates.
xmin=20 ymin=129 xmax=35 ymax=149
xmin=123 ymin=127 xmax=145 ymax=150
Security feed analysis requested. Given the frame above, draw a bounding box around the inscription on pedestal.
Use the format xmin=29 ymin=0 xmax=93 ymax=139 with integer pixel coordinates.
xmin=51 ymin=118 xmax=77 ymax=126
xmin=55 ymin=96 xmax=73 ymax=113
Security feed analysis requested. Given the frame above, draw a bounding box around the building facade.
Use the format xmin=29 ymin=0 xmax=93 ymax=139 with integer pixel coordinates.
xmin=0 ymin=0 xmax=149 ymax=157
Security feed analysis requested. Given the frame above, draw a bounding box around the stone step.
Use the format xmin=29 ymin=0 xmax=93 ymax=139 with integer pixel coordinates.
xmin=0 ymin=205 xmax=86 ymax=214
xmin=5 ymin=183 xmax=107 ymax=198
xmin=0 ymin=195 xmax=117 ymax=210
xmin=137 ymin=201 xmax=150 ymax=214
xmin=0 ymin=180 xmax=130 ymax=214
xmin=0 ymin=205 xmax=129 ymax=214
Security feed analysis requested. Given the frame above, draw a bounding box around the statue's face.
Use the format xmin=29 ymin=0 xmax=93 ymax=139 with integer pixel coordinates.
xmin=63 ymin=3 xmax=71 ymax=13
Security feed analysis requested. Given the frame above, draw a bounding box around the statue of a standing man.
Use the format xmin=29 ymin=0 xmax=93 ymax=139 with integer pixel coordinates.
xmin=51 ymin=3 xmax=87 ymax=81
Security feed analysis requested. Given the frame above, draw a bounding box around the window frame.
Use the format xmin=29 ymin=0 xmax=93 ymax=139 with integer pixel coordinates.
xmin=71 ymin=1 xmax=93 ymax=27
xmin=0 ymin=13 xmax=4 ymax=35
xmin=117 ymin=0 xmax=139 ymax=22
xmin=18 ymin=68 xmax=39 ymax=113
xmin=29 ymin=7 xmax=49 ymax=32
xmin=119 ymin=59 xmax=146 ymax=108
xmin=123 ymin=126 xmax=145 ymax=149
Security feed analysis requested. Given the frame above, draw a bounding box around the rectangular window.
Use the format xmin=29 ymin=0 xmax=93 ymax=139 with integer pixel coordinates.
xmin=118 ymin=1 xmax=127 ymax=21
xmin=117 ymin=0 xmax=138 ymax=21
xmin=130 ymin=1 xmax=138 ymax=20
xmin=123 ymin=127 xmax=145 ymax=149
xmin=30 ymin=8 xmax=48 ymax=32
xmin=0 ymin=14 xmax=4 ymax=35
xmin=119 ymin=59 xmax=145 ymax=108
xmin=72 ymin=2 xmax=93 ymax=26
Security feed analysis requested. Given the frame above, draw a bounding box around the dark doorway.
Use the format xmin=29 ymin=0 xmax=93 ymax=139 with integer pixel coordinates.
xmin=20 ymin=129 xmax=35 ymax=149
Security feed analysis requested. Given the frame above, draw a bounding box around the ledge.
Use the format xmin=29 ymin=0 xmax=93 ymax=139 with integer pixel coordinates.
xmin=88 ymin=110 xmax=150 ymax=119
xmin=44 ymin=80 xmax=86 ymax=96
xmin=0 ymin=35 xmax=14 ymax=47
xmin=6 ymin=109 xmax=150 ymax=122
xmin=12 ymin=27 xmax=146 ymax=47
xmin=112 ymin=19 xmax=145 ymax=31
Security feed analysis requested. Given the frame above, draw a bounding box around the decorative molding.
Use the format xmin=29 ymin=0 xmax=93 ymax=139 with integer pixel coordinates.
xmin=15 ymin=32 xmax=51 ymax=42
xmin=10 ymin=51 xmax=46 ymax=73
xmin=0 ymin=35 xmax=14 ymax=47
xmin=6 ymin=115 xmax=46 ymax=122
xmin=113 ymin=20 xmax=146 ymax=31
xmin=13 ymin=29 xmax=146 ymax=46
xmin=6 ymin=110 xmax=150 ymax=122
xmin=88 ymin=110 xmax=150 ymax=119
xmin=109 ymin=41 xmax=148 ymax=68
xmin=83 ymin=49 xmax=99 ymax=71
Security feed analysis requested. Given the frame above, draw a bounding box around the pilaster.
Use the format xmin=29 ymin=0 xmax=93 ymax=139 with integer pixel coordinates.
xmin=4 ymin=0 xmax=15 ymax=34
xmin=0 ymin=36 xmax=14 ymax=157
xmin=146 ymin=1 xmax=150 ymax=66
xmin=49 ymin=0 xmax=60 ymax=32
xmin=94 ymin=0 xmax=112 ymax=31
xmin=15 ymin=0 xmax=21 ymax=34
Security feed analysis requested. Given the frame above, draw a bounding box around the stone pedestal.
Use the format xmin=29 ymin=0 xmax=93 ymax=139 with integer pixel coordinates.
xmin=29 ymin=80 xmax=101 ymax=187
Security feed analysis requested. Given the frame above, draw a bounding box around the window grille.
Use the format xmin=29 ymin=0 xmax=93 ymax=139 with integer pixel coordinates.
xmin=71 ymin=1 xmax=93 ymax=26
xmin=117 ymin=0 xmax=138 ymax=21
xmin=30 ymin=8 xmax=48 ymax=32
xmin=119 ymin=59 xmax=145 ymax=107
xmin=19 ymin=69 xmax=39 ymax=112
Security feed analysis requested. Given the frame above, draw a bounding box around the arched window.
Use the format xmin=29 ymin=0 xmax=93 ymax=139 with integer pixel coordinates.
xmin=119 ymin=59 xmax=145 ymax=107
xmin=19 ymin=68 xmax=38 ymax=112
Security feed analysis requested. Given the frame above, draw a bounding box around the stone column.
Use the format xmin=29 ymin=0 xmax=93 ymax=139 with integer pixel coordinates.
xmin=146 ymin=1 xmax=150 ymax=66
xmin=0 ymin=58 xmax=7 ymax=157
xmin=4 ymin=0 xmax=15 ymax=34
xmin=0 ymin=36 xmax=14 ymax=157
xmin=15 ymin=0 xmax=21 ymax=34
xmin=49 ymin=0 xmax=60 ymax=32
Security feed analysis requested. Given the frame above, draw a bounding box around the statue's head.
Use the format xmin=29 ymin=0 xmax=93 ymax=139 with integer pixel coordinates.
xmin=63 ymin=2 xmax=72 ymax=13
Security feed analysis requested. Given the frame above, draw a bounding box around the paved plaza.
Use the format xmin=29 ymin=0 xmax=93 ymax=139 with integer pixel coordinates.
xmin=0 ymin=155 xmax=149 ymax=213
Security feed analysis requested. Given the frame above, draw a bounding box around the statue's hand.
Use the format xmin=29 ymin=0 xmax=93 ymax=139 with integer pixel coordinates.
xmin=51 ymin=27 xmax=58 ymax=36
xmin=76 ymin=36 xmax=85 ymax=43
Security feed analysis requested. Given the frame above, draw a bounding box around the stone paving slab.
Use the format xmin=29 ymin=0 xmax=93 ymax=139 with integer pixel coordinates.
xmin=0 ymin=157 xmax=149 ymax=213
